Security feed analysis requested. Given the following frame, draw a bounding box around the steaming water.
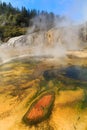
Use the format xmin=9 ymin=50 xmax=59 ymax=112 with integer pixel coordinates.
xmin=63 ymin=65 xmax=87 ymax=81
xmin=43 ymin=65 xmax=87 ymax=82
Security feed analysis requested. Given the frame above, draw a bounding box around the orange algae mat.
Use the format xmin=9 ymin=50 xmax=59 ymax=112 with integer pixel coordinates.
xmin=23 ymin=92 xmax=55 ymax=125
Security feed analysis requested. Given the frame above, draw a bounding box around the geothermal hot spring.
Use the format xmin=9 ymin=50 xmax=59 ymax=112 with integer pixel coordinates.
xmin=0 ymin=28 xmax=87 ymax=130
xmin=0 ymin=55 xmax=87 ymax=130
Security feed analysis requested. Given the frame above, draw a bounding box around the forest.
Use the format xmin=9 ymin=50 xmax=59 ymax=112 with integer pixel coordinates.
xmin=0 ymin=1 xmax=63 ymax=41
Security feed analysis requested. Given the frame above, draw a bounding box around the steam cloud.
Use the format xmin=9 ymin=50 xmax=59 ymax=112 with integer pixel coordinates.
xmin=26 ymin=15 xmax=81 ymax=58
xmin=0 ymin=9 xmax=86 ymax=64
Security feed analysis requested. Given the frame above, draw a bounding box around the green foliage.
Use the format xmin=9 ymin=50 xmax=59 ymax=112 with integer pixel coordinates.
xmin=0 ymin=1 xmax=56 ymax=28
xmin=0 ymin=26 xmax=27 ymax=41
xmin=0 ymin=1 xmax=62 ymax=41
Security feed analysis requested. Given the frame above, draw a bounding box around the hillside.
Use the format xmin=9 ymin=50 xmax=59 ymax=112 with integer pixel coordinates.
xmin=0 ymin=1 xmax=65 ymax=42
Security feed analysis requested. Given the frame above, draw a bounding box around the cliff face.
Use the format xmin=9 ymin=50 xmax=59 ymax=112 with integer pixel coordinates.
xmin=7 ymin=29 xmax=60 ymax=47
xmin=7 ymin=27 xmax=80 ymax=49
